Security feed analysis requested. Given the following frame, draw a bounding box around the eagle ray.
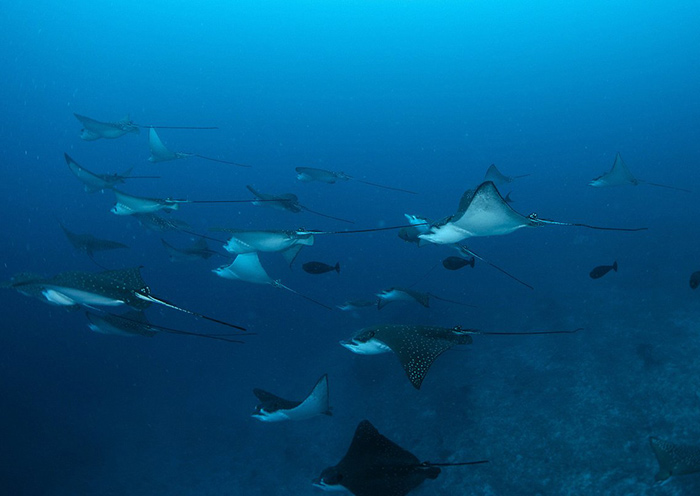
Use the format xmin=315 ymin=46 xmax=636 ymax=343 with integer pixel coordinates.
xmin=419 ymin=181 xmax=647 ymax=245
xmin=148 ymin=128 xmax=251 ymax=167
xmin=589 ymin=152 xmax=691 ymax=193
xmin=341 ymin=324 xmax=580 ymax=389
xmin=213 ymin=252 xmax=334 ymax=310
xmin=60 ymin=222 xmax=128 ymax=259
xmin=211 ymin=228 xmax=314 ymax=266
xmin=252 ymin=374 xmax=331 ymax=422
xmin=65 ymin=153 xmax=159 ymax=193
xmin=313 ymin=420 xmax=487 ymax=496
xmin=74 ymin=113 xmax=140 ymax=140
xmin=484 ymin=164 xmax=531 ymax=185
xmin=74 ymin=113 xmax=216 ymax=141
xmin=10 ymin=267 xmax=246 ymax=331
xmin=376 ymin=287 xmax=475 ymax=310
xmin=161 ymin=238 xmax=220 ymax=262
xmin=296 ymin=166 xmax=418 ymax=194
xmin=649 ymin=437 xmax=700 ymax=482
xmin=111 ymin=189 xmax=280 ymax=216
xmin=247 ymin=185 xmax=354 ymax=224
xmin=86 ymin=310 xmax=246 ymax=343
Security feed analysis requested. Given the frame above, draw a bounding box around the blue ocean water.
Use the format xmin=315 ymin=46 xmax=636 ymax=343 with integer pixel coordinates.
xmin=2 ymin=1 xmax=700 ymax=494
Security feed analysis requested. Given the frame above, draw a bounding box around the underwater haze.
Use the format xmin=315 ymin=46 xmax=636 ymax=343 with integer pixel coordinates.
xmin=2 ymin=1 xmax=700 ymax=494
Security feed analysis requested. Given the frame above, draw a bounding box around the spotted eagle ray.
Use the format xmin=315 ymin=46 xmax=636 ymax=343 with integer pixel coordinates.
xmin=394 ymin=212 xmax=533 ymax=289
xmin=252 ymin=374 xmax=331 ymax=422
xmin=133 ymin=213 xmax=191 ymax=233
xmin=292 ymin=180 xmax=643 ymax=244
xmin=210 ymin=228 xmax=314 ymax=266
xmin=85 ymin=310 xmax=246 ymax=343
xmin=337 ymin=299 xmax=378 ymax=311
xmin=74 ymin=113 xmax=216 ymax=141
xmin=87 ymin=310 xmax=157 ymax=337
xmin=148 ymin=128 xmax=250 ymax=167
xmin=649 ymin=437 xmax=700 ymax=483
xmin=313 ymin=419 xmax=488 ymax=495
xmin=419 ymin=180 xmax=647 ymax=245
xmin=161 ymin=238 xmax=219 ymax=262
xmin=213 ymin=252 xmax=333 ymax=310
xmin=295 ymin=166 xmax=418 ymax=194
xmin=291 ymin=218 xmax=533 ymax=290
xmin=112 ymin=189 xmax=266 ymax=216
xmin=484 ymin=164 xmax=531 ymax=185
xmin=65 ymin=153 xmax=159 ymax=193
xmin=1 ymin=272 xmax=80 ymax=309
xmin=340 ymin=324 xmax=579 ymax=389
xmin=74 ymin=113 xmax=140 ymax=140
xmin=112 ymin=190 xmax=182 ymax=215
xmin=246 ymin=185 xmax=354 ymax=224
xmin=59 ymin=222 xmax=128 ymax=268
xmin=60 ymin=223 xmax=128 ymax=258
xmin=376 ymin=287 xmax=475 ymax=310
xmin=590 ymin=152 xmax=691 ymax=192
xmin=9 ymin=267 xmax=246 ymax=330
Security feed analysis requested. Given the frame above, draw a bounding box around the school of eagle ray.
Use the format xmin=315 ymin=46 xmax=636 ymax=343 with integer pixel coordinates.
xmin=7 ymin=104 xmax=700 ymax=496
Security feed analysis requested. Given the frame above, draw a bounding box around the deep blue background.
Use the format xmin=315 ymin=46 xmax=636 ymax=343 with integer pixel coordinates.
xmin=1 ymin=1 xmax=700 ymax=494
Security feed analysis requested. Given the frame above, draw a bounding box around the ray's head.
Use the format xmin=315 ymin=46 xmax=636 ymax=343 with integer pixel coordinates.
xmin=212 ymin=265 xmax=230 ymax=278
xmin=376 ymin=288 xmax=394 ymax=298
xmin=340 ymin=326 xmax=391 ymax=355
xmin=312 ymin=466 xmax=346 ymax=492
xmin=588 ymin=176 xmax=606 ymax=187
xmin=111 ymin=203 xmax=132 ymax=215
xmin=250 ymin=405 xmax=274 ymax=422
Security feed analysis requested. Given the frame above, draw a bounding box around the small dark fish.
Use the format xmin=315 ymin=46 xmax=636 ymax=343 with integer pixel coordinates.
xmin=442 ymin=256 xmax=475 ymax=271
xmin=303 ymin=262 xmax=340 ymax=275
xmin=690 ymin=271 xmax=700 ymax=290
xmin=589 ymin=261 xmax=617 ymax=279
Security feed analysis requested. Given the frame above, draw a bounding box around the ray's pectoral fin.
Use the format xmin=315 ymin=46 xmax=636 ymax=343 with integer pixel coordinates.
xmin=374 ymin=325 xmax=472 ymax=389
xmin=650 ymin=437 xmax=700 ymax=482
xmin=303 ymin=374 xmax=332 ymax=416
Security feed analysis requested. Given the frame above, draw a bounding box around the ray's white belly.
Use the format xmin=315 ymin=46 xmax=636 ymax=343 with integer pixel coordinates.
xmin=340 ymin=339 xmax=391 ymax=355
xmin=42 ymin=288 xmax=125 ymax=307
xmin=419 ymin=223 xmax=470 ymax=244
xmin=252 ymin=410 xmax=291 ymax=422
